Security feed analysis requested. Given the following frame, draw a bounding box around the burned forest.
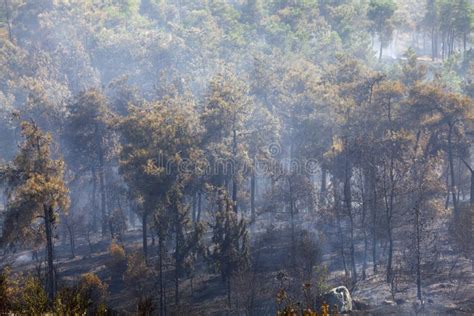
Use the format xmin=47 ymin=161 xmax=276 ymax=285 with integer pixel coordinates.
xmin=0 ymin=0 xmax=473 ymax=315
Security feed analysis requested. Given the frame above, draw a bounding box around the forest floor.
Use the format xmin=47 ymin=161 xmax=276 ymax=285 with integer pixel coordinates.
xmin=1 ymin=219 xmax=473 ymax=315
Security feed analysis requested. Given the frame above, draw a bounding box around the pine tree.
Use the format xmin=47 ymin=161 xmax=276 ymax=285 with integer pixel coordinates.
xmin=63 ymin=89 xmax=111 ymax=236
xmin=210 ymin=188 xmax=249 ymax=307
xmin=202 ymin=70 xmax=252 ymax=213
xmin=1 ymin=120 xmax=69 ymax=304
xmin=166 ymin=183 xmax=204 ymax=305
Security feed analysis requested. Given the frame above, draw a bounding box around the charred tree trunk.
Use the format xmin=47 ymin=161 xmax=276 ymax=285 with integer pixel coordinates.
xmin=67 ymin=223 xmax=75 ymax=258
xmin=288 ymin=175 xmax=296 ymax=268
xmin=175 ymin=245 xmax=180 ymax=306
xmin=461 ymin=159 xmax=474 ymax=272
xmin=384 ymin=160 xmax=395 ymax=284
xmin=142 ymin=211 xmax=148 ymax=260
xmin=344 ymin=159 xmax=357 ymax=284
xmin=320 ymin=166 xmax=327 ymax=206
xmin=431 ymin=28 xmax=436 ymax=60
xmin=174 ymin=202 xmax=181 ymax=306
xmin=387 ymin=222 xmax=394 ymax=283
xmin=415 ymin=200 xmax=422 ymax=302
xmin=464 ymin=33 xmax=467 ymax=54
xmin=232 ymin=127 xmax=238 ymax=213
xmin=197 ymin=191 xmax=202 ymax=222
xmin=159 ymin=233 xmax=165 ymax=316
xmin=385 ymin=98 xmax=396 ymax=284
xmin=98 ymin=147 xmax=107 ymax=237
xmin=192 ymin=193 xmax=197 ymax=223
xmin=91 ymin=168 xmax=98 ymax=232
xmin=362 ymin=172 xmax=369 ymax=280
xmin=448 ymin=123 xmax=459 ymax=219
xmin=44 ymin=204 xmax=55 ymax=304
xmin=370 ymin=167 xmax=378 ymax=274
xmin=250 ymin=170 xmax=256 ymax=223
xmin=227 ymin=277 xmax=232 ymax=308
xmin=334 ymin=178 xmax=349 ymax=279
xmin=471 ymin=169 xmax=474 ymax=205
xmin=445 ymin=164 xmax=450 ymax=209
xmin=379 ymin=38 xmax=383 ymax=60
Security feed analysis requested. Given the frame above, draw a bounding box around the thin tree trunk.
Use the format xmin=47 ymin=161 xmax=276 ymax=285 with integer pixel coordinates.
xmin=320 ymin=166 xmax=327 ymax=206
xmin=385 ymin=98 xmax=396 ymax=284
xmin=288 ymin=176 xmax=296 ymax=268
xmin=99 ymin=148 xmax=107 ymax=237
xmin=192 ymin=193 xmax=197 ymax=223
xmin=415 ymin=200 xmax=422 ymax=302
xmin=470 ymin=170 xmax=474 ymax=205
xmin=448 ymin=123 xmax=459 ymax=219
xmin=175 ymin=248 xmax=180 ymax=306
xmin=250 ymin=170 xmax=256 ymax=222
xmin=387 ymin=225 xmax=394 ymax=283
xmin=197 ymin=191 xmax=202 ymax=222
xmin=369 ymin=165 xmax=378 ymax=274
xmin=470 ymin=170 xmax=474 ymax=272
xmin=362 ymin=172 xmax=369 ymax=280
xmin=91 ymin=168 xmax=98 ymax=232
xmin=175 ymin=201 xmax=181 ymax=306
xmin=334 ymin=178 xmax=349 ymax=279
xmin=445 ymin=165 xmax=450 ymax=209
xmin=464 ymin=33 xmax=467 ymax=53
xmin=44 ymin=204 xmax=55 ymax=304
xmin=227 ymin=277 xmax=231 ymax=308
xmin=232 ymin=128 xmax=238 ymax=213
xmin=461 ymin=159 xmax=474 ymax=272
xmin=411 ymin=130 xmax=424 ymax=302
xmin=344 ymin=159 xmax=357 ymax=284
xmin=363 ymin=230 xmax=368 ymax=280
xmin=384 ymin=161 xmax=395 ymax=284
xmin=159 ymin=233 xmax=165 ymax=316
xmin=431 ymin=28 xmax=436 ymax=60
xmin=142 ymin=211 xmax=148 ymax=260
xmin=67 ymin=223 xmax=75 ymax=258
xmin=379 ymin=39 xmax=383 ymax=60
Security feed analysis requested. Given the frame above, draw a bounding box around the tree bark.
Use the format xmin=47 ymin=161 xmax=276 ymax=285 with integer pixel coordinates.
xmin=142 ymin=211 xmax=148 ymax=260
xmin=464 ymin=33 xmax=467 ymax=53
xmin=431 ymin=28 xmax=436 ymax=60
xmin=159 ymin=233 xmax=165 ymax=316
xmin=227 ymin=277 xmax=231 ymax=308
xmin=379 ymin=38 xmax=383 ymax=60
xmin=44 ymin=204 xmax=55 ymax=304
xmin=320 ymin=166 xmax=327 ymax=206
xmin=91 ymin=168 xmax=98 ymax=232
xmin=334 ymin=178 xmax=349 ymax=279
xmin=197 ymin=191 xmax=202 ymax=222
xmin=448 ymin=123 xmax=459 ymax=219
xmin=175 ymin=244 xmax=180 ymax=306
xmin=98 ymin=147 xmax=107 ymax=237
xmin=288 ymin=176 xmax=296 ymax=268
xmin=415 ymin=200 xmax=422 ymax=302
xmin=174 ymin=201 xmax=181 ymax=306
xmin=370 ymin=166 xmax=378 ymax=274
xmin=470 ymin=170 xmax=474 ymax=206
xmin=362 ymin=170 xmax=369 ymax=280
xmin=232 ymin=128 xmax=238 ymax=213
xmin=67 ymin=222 xmax=75 ymax=258
xmin=461 ymin=159 xmax=474 ymax=272
xmin=192 ymin=193 xmax=197 ymax=223
xmin=250 ymin=170 xmax=256 ymax=223
xmin=344 ymin=158 xmax=357 ymax=284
